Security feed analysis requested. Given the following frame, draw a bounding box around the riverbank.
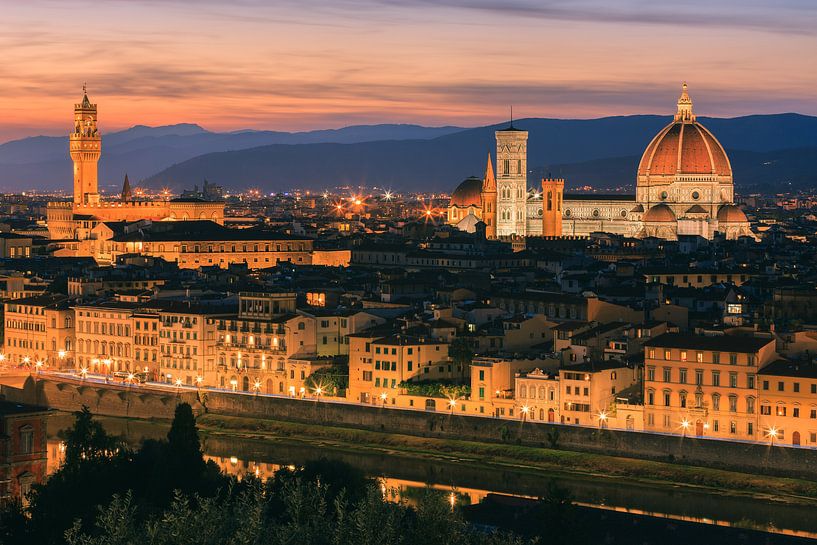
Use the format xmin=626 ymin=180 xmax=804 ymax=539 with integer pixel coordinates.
xmin=191 ymin=413 xmax=817 ymax=504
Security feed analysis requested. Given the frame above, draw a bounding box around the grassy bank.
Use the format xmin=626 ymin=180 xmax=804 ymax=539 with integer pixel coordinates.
xmin=194 ymin=413 xmax=817 ymax=504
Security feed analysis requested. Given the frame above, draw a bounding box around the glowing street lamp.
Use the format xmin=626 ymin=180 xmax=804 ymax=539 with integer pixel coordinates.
xmin=79 ymin=367 xmax=88 ymax=380
xmin=35 ymin=360 xmax=44 ymax=374
xmin=0 ymin=353 xmax=6 ymax=363
xmin=379 ymin=392 xmax=388 ymax=406
xmin=597 ymin=410 xmax=608 ymax=429
xmin=767 ymin=426 xmax=778 ymax=446
xmin=22 ymin=356 xmax=30 ymax=366
xmin=521 ymin=405 xmax=530 ymax=422
xmin=196 ymin=376 xmax=203 ymax=388
xmin=680 ymin=419 xmax=690 ymax=437
xmin=174 ymin=378 xmax=183 ymax=388
xmin=253 ymin=380 xmax=262 ymax=395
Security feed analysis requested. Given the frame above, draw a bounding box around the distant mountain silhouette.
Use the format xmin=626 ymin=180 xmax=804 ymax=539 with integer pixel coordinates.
xmin=4 ymin=114 xmax=817 ymax=192
xmin=143 ymin=114 xmax=817 ymax=192
xmin=0 ymin=123 xmax=463 ymax=191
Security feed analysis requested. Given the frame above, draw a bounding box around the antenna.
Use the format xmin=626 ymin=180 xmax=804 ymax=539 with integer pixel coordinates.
xmin=510 ymin=105 xmax=514 ymax=128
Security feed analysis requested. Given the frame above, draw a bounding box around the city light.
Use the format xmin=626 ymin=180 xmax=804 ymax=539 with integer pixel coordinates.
xmin=58 ymin=350 xmax=66 ymax=359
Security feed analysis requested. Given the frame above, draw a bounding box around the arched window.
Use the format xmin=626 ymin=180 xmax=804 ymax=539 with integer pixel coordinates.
xmin=519 ymin=385 xmax=527 ymax=399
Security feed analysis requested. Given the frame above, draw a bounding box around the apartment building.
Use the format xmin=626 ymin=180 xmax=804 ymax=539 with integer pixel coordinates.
xmin=3 ymin=294 xmax=73 ymax=368
xmin=757 ymin=360 xmax=817 ymax=447
xmin=643 ymin=333 xmax=776 ymax=440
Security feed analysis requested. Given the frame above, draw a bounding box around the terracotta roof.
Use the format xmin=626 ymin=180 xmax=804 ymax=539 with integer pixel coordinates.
xmin=643 ymin=204 xmax=676 ymax=222
xmin=637 ymin=84 xmax=731 ymax=178
xmin=717 ymin=204 xmax=748 ymax=223
xmin=449 ymin=177 xmax=483 ymax=208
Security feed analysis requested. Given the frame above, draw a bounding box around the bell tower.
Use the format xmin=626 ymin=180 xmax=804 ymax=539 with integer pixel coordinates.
xmin=70 ymin=85 xmax=101 ymax=205
xmin=495 ymin=117 xmax=528 ymax=237
xmin=541 ymin=178 xmax=564 ymax=237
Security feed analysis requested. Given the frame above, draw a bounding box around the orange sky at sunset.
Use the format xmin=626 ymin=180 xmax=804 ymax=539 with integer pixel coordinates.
xmin=2 ymin=0 xmax=816 ymax=142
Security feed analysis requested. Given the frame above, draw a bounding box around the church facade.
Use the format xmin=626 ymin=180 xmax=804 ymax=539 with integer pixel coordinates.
xmin=447 ymin=84 xmax=753 ymax=241
xmin=47 ymin=91 xmax=225 ymax=241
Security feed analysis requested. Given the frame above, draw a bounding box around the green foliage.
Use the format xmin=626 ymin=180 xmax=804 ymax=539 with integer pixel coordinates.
xmin=304 ymin=365 xmax=349 ymax=396
xmin=398 ymin=380 xmax=470 ymax=399
xmin=450 ymin=337 xmax=474 ymax=367
xmin=63 ymin=478 xmax=524 ymax=545
xmin=63 ymin=406 xmax=122 ymax=469
xmin=547 ymin=428 xmax=560 ymax=450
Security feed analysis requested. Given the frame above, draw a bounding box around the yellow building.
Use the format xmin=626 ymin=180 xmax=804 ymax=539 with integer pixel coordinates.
xmin=643 ymin=333 xmax=775 ymax=439
xmin=757 ymin=360 xmax=817 ymax=447
xmin=3 ymin=294 xmax=74 ymax=369
xmin=74 ymin=301 xmax=138 ymax=374
xmin=47 ymin=90 xmax=225 ymax=241
xmin=347 ymin=332 xmax=451 ymax=405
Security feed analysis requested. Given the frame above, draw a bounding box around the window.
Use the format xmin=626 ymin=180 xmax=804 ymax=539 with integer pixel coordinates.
xmin=664 ymin=350 xmax=671 ymax=360
xmin=794 ymin=407 xmax=800 ymax=418
xmin=679 ymin=369 xmax=687 ymax=384
xmin=712 ymin=352 xmax=720 ymax=365
xmin=679 ymin=392 xmax=687 ymax=408
xmin=794 ymin=383 xmax=800 ymax=393
xmin=19 ymin=425 xmax=33 ymax=455
xmin=696 ymin=352 xmax=703 ymax=363
xmin=680 ymin=351 xmax=687 ymax=362
xmin=729 ymin=373 xmax=738 ymax=388
xmin=762 ymin=380 xmax=769 ymax=390
xmin=728 ymin=395 xmax=737 ymax=413
xmin=712 ymin=393 xmax=720 ymax=411
xmin=729 ymin=353 xmax=737 ymax=365
xmin=760 ymin=405 xmax=771 ymax=415
xmin=778 ymin=381 xmax=785 ymax=392
xmin=695 ymin=369 xmax=703 ymax=386
xmin=479 ymin=370 xmax=484 ymax=381
xmin=776 ymin=405 xmax=787 ymax=417
xmin=663 ymin=368 xmax=671 ymax=382
xmin=747 ymin=397 xmax=755 ymax=414
xmin=647 ymin=366 xmax=655 ymax=381
xmin=712 ymin=371 xmax=720 ymax=387
xmin=747 ymin=374 xmax=755 ymax=389
xmin=663 ymin=391 xmax=671 ymax=406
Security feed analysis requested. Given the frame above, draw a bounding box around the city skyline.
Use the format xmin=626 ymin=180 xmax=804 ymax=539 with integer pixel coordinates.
xmin=2 ymin=0 xmax=817 ymax=143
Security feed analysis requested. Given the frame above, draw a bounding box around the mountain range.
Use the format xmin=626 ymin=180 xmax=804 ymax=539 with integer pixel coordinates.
xmin=2 ymin=114 xmax=816 ymax=193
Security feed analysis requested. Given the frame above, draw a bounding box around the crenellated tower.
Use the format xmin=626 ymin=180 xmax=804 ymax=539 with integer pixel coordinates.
xmin=541 ymin=177 xmax=564 ymax=237
xmin=480 ymin=152 xmax=497 ymax=239
xmin=70 ymin=86 xmax=101 ymax=205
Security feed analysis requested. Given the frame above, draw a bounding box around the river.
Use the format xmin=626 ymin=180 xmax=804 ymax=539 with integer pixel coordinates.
xmin=45 ymin=413 xmax=817 ymax=541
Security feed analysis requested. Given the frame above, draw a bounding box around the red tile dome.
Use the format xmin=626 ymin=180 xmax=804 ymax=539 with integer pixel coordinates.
xmin=449 ymin=176 xmax=483 ymax=208
xmin=638 ymin=84 xmax=731 ymax=178
xmin=643 ymin=204 xmax=676 ymax=222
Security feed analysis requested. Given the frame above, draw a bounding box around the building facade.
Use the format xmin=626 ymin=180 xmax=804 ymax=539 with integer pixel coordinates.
xmin=47 ymin=91 xmax=225 ymax=241
xmin=448 ymin=84 xmax=753 ymax=241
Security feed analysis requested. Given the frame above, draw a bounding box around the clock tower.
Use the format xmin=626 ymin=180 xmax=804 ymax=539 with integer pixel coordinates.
xmin=70 ymin=86 xmax=101 ymax=205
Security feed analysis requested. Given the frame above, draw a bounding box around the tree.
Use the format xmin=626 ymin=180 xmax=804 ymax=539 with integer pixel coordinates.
xmin=63 ymin=406 xmax=121 ymax=470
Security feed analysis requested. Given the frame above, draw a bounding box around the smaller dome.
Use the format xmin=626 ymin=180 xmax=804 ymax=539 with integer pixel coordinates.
xmin=643 ymin=204 xmax=676 ymax=222
xmin=717 ymin=204 xmax=748 ymax=223
xmin=450 ymin=176 xmax=483 ymax=208
xmin=685 ymin=204 xmax=708 ymax=214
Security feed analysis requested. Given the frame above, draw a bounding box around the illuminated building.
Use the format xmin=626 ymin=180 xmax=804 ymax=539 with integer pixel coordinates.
xmin=46 ymin=90 xmax=225 ymax=242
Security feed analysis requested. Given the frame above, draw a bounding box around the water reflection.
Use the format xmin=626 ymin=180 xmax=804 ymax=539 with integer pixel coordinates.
xmin=45 ymin=414 xmax=817 ymax=540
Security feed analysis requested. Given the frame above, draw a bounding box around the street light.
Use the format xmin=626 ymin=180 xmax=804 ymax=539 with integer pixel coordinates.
xmin=597 ymin=410 xmax=608 ymax=429
xmin=175 ymin=378 xmax=183 ymax=388
xmin=380 ymin=392 xmax=388 ymax=406
xmin=34 ymin=360 xmax=43 ymax=374
xmin=448 ymin=397 xmax=457 ymax=413
xmin=521 ymin=405 xmax=530 ymax=422
xmin=79 ymin=367 xmax=88 ymax=380
xmin=253 ymin=380 xmax=261 ymax=395
xmin=195 ymin=376 xmax=203 ymax=388
xmin=767 ymin=426 xmax=778 ymax=446
xmin=680 ymin=419 xmax=690 ymax=437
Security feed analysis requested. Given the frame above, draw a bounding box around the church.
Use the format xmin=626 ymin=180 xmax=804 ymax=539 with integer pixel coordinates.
xmin=46 ymin=90 xmax=225 ymax=241
xmin=447 ymin=84 xmax=753 ymax=241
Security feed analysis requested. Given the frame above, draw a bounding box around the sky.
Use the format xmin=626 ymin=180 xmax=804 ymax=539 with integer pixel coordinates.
xmin=2 ymin=0 xmax=816 ymax=142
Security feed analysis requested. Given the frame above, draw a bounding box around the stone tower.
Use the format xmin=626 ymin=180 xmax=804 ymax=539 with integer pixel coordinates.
xmin=480 ymin=152 xmax=497 ymax=239
xmin=541 ymin=178 xmax=564 ymax=237
xmin=70 ymin=87 xmax=101 ymax=205
xmin=495 ymin=123 xmax=528 ymax=237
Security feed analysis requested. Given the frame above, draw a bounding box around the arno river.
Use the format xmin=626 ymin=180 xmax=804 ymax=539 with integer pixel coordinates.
xmin=45 ymin=413 xmax=817 ymax=540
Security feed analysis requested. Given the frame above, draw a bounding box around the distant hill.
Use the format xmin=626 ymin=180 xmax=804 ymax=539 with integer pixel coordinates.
xmin=4 ymin=113 xmax=817 ymax=192
xmin=0 ymin=123 xmax=463 ymax=191
xmin=142 ymin=114 xmax=817 ymax=192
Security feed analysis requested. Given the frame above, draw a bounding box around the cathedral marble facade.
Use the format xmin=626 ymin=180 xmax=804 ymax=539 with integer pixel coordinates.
xmin=447 ymin=84 xmax=753 ymax=241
